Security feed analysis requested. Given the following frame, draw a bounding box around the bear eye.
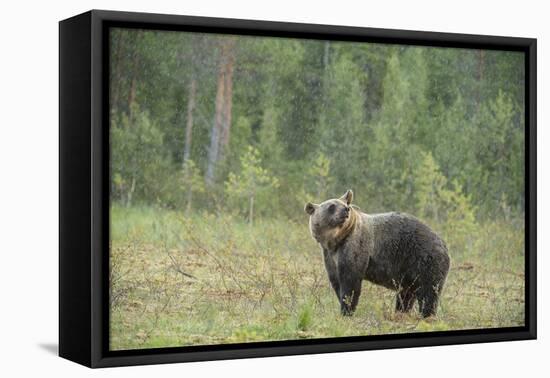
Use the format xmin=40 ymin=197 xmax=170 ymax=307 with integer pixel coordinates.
xmin=328 ymin=204 xmax=336 ymax=213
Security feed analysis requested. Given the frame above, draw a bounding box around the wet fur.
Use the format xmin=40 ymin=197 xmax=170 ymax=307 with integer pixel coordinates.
xmin=306 ymin=190 xmax=450 ymax=318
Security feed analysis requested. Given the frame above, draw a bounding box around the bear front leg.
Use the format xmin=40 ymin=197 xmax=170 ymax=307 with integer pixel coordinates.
xmin=322 ymin=248 xmax=340 ymax=301
xmin=338 ymin=274 xmax=363 ymax=316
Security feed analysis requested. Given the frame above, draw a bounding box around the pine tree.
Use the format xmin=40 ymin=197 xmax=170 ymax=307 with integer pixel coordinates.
xmin=225 ymin=146 xmax=279 ymax=224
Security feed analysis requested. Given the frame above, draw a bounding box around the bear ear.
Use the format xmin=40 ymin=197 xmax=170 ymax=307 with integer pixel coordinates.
xmin=340 ymin=189 xmax=353 ymax=205
xmin=304 ymin=202 xmax=319 ymax=215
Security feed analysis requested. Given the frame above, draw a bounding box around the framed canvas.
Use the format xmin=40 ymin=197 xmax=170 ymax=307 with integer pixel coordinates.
xmin=59 ymin=10 xmax=537 ymax=368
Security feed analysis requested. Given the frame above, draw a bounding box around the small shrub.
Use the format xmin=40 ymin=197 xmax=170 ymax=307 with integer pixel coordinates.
xmin=297 ymin=302 xmax=314 ymax=332
xmin=414 ymin=151 xmax=478 ymax=254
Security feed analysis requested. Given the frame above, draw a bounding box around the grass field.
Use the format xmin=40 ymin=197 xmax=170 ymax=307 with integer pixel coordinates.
xmin=109 ymin=205 xmax=525 ymax=351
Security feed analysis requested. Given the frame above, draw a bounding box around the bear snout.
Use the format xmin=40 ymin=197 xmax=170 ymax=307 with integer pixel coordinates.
xmin=337 ymin=210 xmax=350 ymax=222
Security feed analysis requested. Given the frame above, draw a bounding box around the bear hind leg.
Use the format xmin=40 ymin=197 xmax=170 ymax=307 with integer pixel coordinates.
xmin=417 ymin=284 xmax=442 ymax=318
xmin=418 ymin=260 xmax=449 ymax=317
xmin=418 ymin=295 xmax=438 ymax=318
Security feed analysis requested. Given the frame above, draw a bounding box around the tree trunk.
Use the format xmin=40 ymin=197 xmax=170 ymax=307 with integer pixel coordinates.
xmin=220 ymin=39 xmax=236 ymax=153
xmin=183 ymin=78 xmax=197 ymax=164
xmin=249 ymin=194 xmax=254 ymax=225
xmin=319 ymin=41 xmax=331 ymax=152
xmin=205 ymin=57 xmax=226 ymax=185
xmin=477 ymin=49 xmax=485 ymax=81
xmin=186 ymin=188 xmax=193 ymax=213
xmin=476 ymin=49 xmax=485 ymax=112
xmin=127 ymin=31 xmax=142 ymax=121
xmin=206 ymin=38 xmax=236 ymax=185
xmin=128 ymin=77 xmax=137 ymax=118
xmin=323 ymin=41 xmax=330 ymax=69
xmin=126 ymin=176 xmax=136 ymax=208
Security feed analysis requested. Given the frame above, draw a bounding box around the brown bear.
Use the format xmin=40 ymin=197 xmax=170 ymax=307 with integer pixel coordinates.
xmin=305 ymin=189 xmax=450 ymax=318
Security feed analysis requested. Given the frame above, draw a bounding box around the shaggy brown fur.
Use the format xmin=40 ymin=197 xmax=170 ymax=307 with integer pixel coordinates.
xmin=305 ymin=190 xmax=450 ymax=317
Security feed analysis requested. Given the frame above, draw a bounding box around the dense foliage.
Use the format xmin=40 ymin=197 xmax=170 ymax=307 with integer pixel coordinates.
xmin=110 ymin=28 xmax=525 ymax=223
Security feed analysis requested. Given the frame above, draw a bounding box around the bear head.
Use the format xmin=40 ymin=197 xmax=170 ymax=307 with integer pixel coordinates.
xmin=304 ymin=190 xmax=356 ymax=247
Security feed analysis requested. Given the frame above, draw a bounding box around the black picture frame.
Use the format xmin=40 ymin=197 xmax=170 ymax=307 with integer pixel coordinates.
xmin=59 ymin=9 xmax=537 ymax=368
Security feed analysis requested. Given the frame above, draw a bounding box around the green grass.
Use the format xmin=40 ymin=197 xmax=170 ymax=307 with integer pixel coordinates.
xmin=109 ymin=205 xmax=525 ymax=351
